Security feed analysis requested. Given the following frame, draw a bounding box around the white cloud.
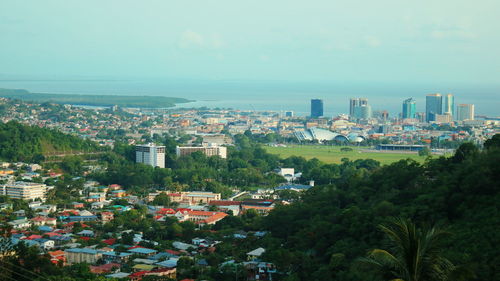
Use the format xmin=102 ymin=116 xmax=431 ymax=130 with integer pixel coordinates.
xmin=178 ymin=30 xmax=226 ymax=49
xmin=179 ymin=30 xmax=205 ymax=48
xmin=365 ymin=36 xmax=381 ymax=48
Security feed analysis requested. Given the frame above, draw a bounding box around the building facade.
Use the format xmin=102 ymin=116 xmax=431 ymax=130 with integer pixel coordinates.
xmin=65 ymin=248 xmax=102 ymax=265
xmin=310 ymin=99 xmax=324 ymax=118
xmin=3 ymin=182 xmax=47 ymax=201
xmin=353 ymin=104 xmax=372 ymax=120
xmin=135 ymin=143 xmax=166 ymax=168
xmin=444 ymin=94 xmax=454 ymax=117
xmin=402 ymin=98 xmax=417 ymax=119
xmin=176 ymin=144 xmax=227 ymax=159
xmin=456 ymin=104 xmax=475 ymax=121
xmin=426 ymin=93 xmax=442 ymax=122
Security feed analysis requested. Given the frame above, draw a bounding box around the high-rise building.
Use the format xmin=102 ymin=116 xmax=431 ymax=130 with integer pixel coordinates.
xmin=136 ymin=143 xmax=166 ymax=168
xmin=310 ymin=99 xmax=324 ymax=118
xmin=349 ymin=98 xmax=359 ymax=116
xmin=350 ymin=97 xmax=371 ymax=120
xmin=456 ymin=104 xmax=475 ymax=121
xmin=444 ymin=94 xmax=454 ymax=116
xmin=353 ymin=104 xmax=372 ymax=119
xmin=285 ymin=111 xmax=294 ymax=117
xmin=402 ymin=98 xmax=417 ymax=119
xmin=426 ymin=93 xmax=442 ymax=122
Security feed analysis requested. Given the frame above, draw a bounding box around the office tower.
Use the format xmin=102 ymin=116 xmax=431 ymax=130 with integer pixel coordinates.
xmin=456 ymin=104 xmax=475 ymax=121
xmin=310 ymin=99 xmax=324 ymax=118
xmin=416 ymin=112 xmax=426 ymax=123
xmin=381 ymin=110 xmax=389 ymax=121
xmin=285 ymin=111 xmax=294 ymax=117
xmin=353 ymin=104 xmax=372 ymax=119
xmin=359 ymin=98 xmax=368 ymax=106
xmin=349 ymin=98 xmax=359 ymax=116
xmin=136 ymin=143 xmax=166 ymax=168
xmin=426 ymin=93 xmax=442 ymax=122
xmin=444 ymin=94 xmax=454 ymax=116
xmin=402 ymin=98 xmax=417 ymax=119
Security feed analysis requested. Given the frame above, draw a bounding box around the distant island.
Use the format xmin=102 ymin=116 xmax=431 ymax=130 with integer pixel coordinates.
xmin=0 ymin=88 xmax=192 ymax=108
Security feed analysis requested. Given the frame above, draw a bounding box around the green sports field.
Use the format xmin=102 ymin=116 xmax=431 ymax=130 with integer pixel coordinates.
xmin=265 ymin=145 xmax=429 ymax=165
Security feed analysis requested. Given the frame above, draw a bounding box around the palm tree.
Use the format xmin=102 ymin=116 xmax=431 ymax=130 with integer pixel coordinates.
xmin=358 ymin=218 xmax=470 ymax=281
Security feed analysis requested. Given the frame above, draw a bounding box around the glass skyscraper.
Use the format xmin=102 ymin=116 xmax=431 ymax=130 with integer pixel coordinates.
xmin=402 ymin=98 xmax=416 ymax=119
xmin=426 ymin=93 xmax=442 ymax=122
xmin=311 ymin=99 xmax=324 ymax=118
xmin=444 ymin=94 xmax=454 ymax=116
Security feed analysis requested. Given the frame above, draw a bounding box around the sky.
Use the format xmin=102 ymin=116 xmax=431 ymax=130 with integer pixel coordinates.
xmin=1 ymin=0 xmax=499 ymax=84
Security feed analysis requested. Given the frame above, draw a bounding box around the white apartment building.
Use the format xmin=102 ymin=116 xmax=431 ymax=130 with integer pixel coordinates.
xmin=456 ymin=104 xmax=475 ymax=121
xmin=2 ymin=182 xmax=48 ymax=201
xmin=176 ymin=144 xmax=227 ymax=159
xmin=136 ymin=143 xmax=166 ymax=168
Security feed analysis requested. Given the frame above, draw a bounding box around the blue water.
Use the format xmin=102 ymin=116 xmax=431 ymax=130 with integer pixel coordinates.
xmin=0 ymin=79 xmax=498 ymax=117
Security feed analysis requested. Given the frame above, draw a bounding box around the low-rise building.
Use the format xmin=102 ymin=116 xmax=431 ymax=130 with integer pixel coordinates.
xmin=65 ymin=248 xmax=102 ymax=264
xmin=166 ymin=191 xmax=221 ymax=205
xmin=176 ymin=144 xmax=227 ymax=159
xmin=2 ymin=181 xmax=48 ymax=201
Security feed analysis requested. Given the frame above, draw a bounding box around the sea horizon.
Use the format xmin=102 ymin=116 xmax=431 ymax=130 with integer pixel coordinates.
xmin=0 ymin=78 xmax=498 ymax=117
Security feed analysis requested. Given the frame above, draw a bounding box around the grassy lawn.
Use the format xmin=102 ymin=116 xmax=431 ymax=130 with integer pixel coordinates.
xmin=265 ymin=145 xmax=429 ymax=165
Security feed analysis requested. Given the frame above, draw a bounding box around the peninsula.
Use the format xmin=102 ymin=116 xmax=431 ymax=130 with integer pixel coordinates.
xmin=0 ymin=88 xmax=192 ymax=108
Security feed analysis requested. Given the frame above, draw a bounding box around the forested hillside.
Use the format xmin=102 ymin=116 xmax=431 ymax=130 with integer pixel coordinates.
xmin=260 ymin=138 xmax=500 ymax=281
xmin=0 ymin=121 xmax=100 ymax=163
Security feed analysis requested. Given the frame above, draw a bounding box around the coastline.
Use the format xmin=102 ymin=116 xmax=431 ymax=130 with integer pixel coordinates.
xmin=0 ymin=88 xmax=193 ymax=108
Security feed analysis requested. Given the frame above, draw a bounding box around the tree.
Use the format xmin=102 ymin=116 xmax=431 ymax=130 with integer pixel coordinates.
xmin=152 ymin=193 xmax=171 ymax=206
xmin=358 ymin=218 xmax=471 ymax=281
xmin=418 ymin=147 xmax=431 ymax=157
xmin=452 ymin=143 xmax=478 ymax=163
xmin=484 ymin=134 xmax=500 ymax=150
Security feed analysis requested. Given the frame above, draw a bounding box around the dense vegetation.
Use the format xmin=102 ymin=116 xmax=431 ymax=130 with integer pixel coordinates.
xmin=1 ymin=120 xmax=498 ymax=280
xmin=0 ymin=88 xmax=191 ymax=108
xmin=260 ymin=140 xmax=500 ymax=280
xmin=0 ymin=121 xmax=100 ymax=163
xmin=92 ymin=134 xmax=287 ymax=197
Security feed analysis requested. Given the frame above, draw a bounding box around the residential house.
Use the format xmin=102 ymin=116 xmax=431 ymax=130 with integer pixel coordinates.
xmin=8 ymin=219 xmax=31 ymax=229
xmin=247 ymin=247 xmax=266 ymax=261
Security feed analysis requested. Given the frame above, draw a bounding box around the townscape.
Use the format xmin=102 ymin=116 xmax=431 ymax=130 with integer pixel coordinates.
xmin=1 ymin=1 xmax=500 ymax=280
xmin=0 ymin=94 xmax=499 ymax=281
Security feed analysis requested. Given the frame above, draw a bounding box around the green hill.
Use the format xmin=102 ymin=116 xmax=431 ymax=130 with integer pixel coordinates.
xmin=261 ymin=141 xmax=500 ymax=280
xmin=0 ymin=121 xmax=100 ymax=163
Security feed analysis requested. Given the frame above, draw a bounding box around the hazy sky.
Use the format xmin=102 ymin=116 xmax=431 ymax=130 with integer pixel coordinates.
xmin=1 ymin=0 xmax=499 ymax=84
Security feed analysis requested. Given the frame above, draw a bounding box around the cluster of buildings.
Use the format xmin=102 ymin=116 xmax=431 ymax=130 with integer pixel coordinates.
xmin=0 ymin=97 xmax=497 ymax=155
xmin=310 ymin=94 xmax=476 ymax=123
xmin=0 ymin=174 xmax=287 ymax=280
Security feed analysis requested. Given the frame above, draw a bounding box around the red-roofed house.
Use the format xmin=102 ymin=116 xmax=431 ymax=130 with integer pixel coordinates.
xmin=31 ymin=216 xmax=57 ymax=226
xmin=48 ymin=250 xmax=66 ymax=265
xmin=90 ymin=263 xmax=121 ymax=274
xmin=156 ymin=208 xmax=176 ymax=215
xmin=25 ymin=234 xmax=43 ymax=240
xmin=184 ymin=211 xmax=228 ymax=225
xmin=108 ymin=184 xmax=122 ymax=190
xmin=165 ymin=249 xmax=181 ymax=256
xmin=63 ymin=221 xmax=90 ymax=230
xmin=100 ymin=211 xmax=114 ymax=223
xmin=103 ymin=238 xmax=116 ymax=245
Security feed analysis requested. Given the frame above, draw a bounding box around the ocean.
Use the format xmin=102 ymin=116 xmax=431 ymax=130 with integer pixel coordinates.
xmin=0 ymin=79 xmax=498 ymax=117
